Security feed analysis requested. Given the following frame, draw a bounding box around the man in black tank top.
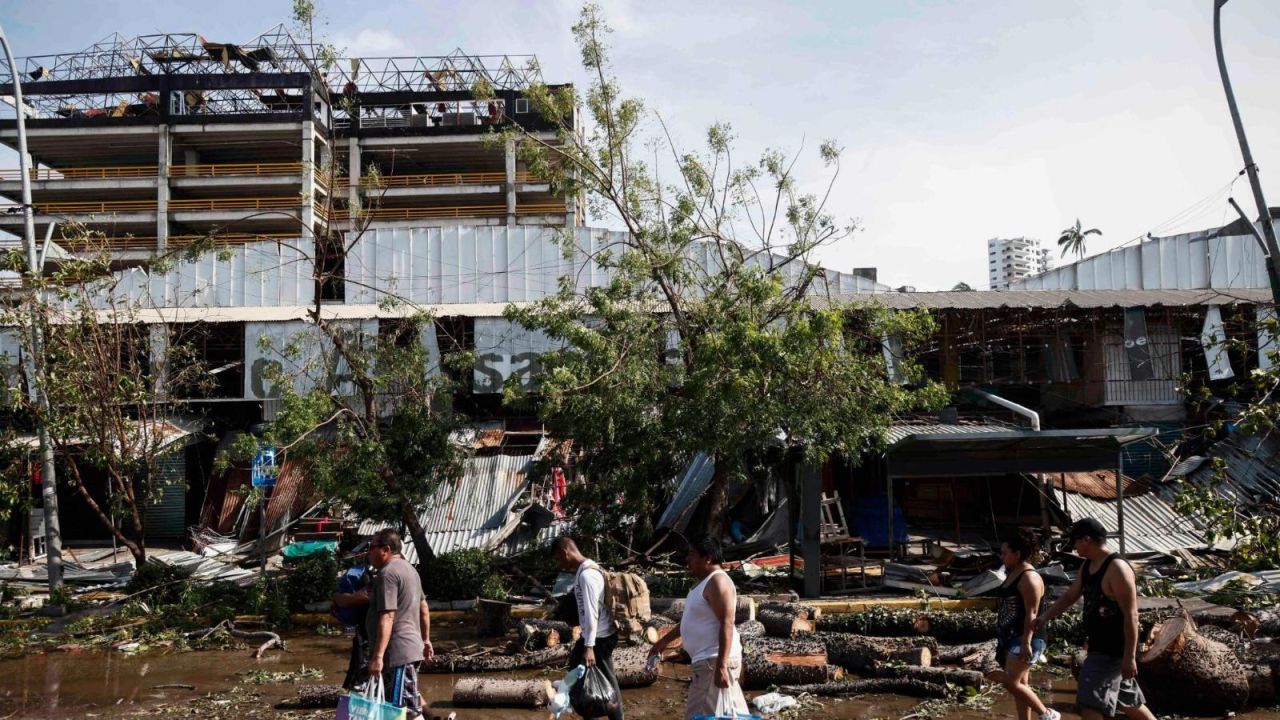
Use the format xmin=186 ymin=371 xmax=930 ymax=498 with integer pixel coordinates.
xmin=1035 ymin=518 xmax=1156 ymax=720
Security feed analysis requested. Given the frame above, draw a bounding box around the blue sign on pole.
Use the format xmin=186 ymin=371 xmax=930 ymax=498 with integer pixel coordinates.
xmin=251 ymin=448 xmax=277 ymax=488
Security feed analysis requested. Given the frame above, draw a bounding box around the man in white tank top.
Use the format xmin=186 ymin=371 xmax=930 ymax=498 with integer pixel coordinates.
xmin=646 ymin=537 xmax=748 ymax=720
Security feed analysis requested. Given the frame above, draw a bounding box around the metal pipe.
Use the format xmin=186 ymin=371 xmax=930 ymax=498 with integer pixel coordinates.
xmin=1215 ymin=0 xmax=1280 ymax=309
xmin=0 ymin=22 xmax=63 ymax=592
xmin=970 ymin=389 xmax=1051 ymax=537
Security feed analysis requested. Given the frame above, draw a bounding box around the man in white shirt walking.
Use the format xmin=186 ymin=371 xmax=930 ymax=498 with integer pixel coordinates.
xmin=553 ymin=536 xmax=623 ymax=720
xmin=646 ymin=536 xmax=747 ymax=720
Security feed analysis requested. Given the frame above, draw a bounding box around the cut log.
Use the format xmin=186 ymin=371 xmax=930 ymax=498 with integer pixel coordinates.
xmin=642 ymin=615 xmax=677 ymax=645
xmin=935 ymin=640 xmax=997 ymax=665
xmin=613 ymin=644 xmax=659 ymax=688
xmin=745 ymin=636 xmax=829 ymax=668
xmin=873 ymin=664 xmax=983 ymax=689
xmin=663 ymin=596 xmax=755 ymax=624
xmin=819 ymin=632 xmax=935 ymax=672
xmin=758 ymin=608 xmax=815 ymax=638
xmin=477 ymin=599 xmax=513 ymax=639
xmin=452 ymin=678 xmax=553 ymax=708
xmin=781 ymin=678 xmax=950 ymax=699
xmin=422 ymin=645 xmax=569 ymax=674
xmin=516 ymin=619 xmax=570 ymax=650
xmin=759 ymin=601 xmax=822 ymax=621
xmin=741 ymin=650 xmax=842 ymax=690
xmin=1138 ymin=610 xmax=1250 ymax=715
xmin=737 ymin=620 xmax=766 ymax=638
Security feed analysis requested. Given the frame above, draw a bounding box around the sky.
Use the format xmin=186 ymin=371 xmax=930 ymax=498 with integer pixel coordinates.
xmin=3 ymin=0 xmax=1280 ymax=290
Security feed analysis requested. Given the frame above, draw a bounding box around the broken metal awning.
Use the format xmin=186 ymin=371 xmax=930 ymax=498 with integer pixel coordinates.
xmin=886 ymin=428 xmax=1159 ymax=477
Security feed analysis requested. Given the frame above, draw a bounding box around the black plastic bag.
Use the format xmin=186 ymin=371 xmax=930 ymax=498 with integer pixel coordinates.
xmin=570 ymin=665 xmax=621 ymax=718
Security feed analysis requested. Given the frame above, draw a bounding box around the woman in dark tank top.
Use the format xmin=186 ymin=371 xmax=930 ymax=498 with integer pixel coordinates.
xmin=987 ymin=529 xmax=1060 ymax=720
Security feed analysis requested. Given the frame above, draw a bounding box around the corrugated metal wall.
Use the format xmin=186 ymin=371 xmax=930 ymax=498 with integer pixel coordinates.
xmin=144 ymin=453 xmax=187 ymax=541
xmin=73 ymin=239 xmax=315 ymax=310
xmin=344 ymin=226 xmax=886 ymax=306
xmin=1012 ymin=223 xmax=1274 ymax=291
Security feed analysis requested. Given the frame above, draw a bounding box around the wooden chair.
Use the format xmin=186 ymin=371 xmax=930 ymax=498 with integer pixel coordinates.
xmin=818 ymin=491 xmax=868 ymax=591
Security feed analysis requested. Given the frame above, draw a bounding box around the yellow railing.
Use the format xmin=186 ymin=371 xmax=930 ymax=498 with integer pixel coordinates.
xmin=361 ymin=171 xmax=533 ymax=188
xmin=17 ymin=199 xmax=160 ymax=214
xmin=169 ymin=197 xmax=304 ymax=212
xmin=168 ymin=162 xmax=304 ymax=178
xmin=0 ymin=166 xmax=158 ymax=181
xmin=331 ymin=202 xmax=566 ymax=222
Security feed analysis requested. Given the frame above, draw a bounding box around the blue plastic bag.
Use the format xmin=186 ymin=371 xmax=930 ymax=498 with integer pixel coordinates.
xmin=336 ymin=676 xmax=406 ymax=720
xmin=335 ymin=565 xmax=368 ymax=625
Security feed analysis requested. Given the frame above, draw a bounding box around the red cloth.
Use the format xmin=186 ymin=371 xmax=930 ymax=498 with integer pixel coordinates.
xmin=550 ymin=467 xmax=567 ymax=516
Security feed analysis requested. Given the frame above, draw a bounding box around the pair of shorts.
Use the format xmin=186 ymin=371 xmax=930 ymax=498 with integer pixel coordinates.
xmin=1077 ymin=652 xmax=1146 ymax=717
xmin=380 ymin=663 xmax=422 ymax=719
xmin=995 ymin=637 xmax=1047 ymax=667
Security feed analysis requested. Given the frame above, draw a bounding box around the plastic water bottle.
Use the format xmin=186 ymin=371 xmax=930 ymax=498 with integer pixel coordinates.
xmin=549 ymin=664 xmax=586 ymax=718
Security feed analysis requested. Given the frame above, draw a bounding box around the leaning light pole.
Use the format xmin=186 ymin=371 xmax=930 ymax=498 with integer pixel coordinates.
xmin=1214 ymin=0 xmax=1280 ymax=309
xmin=0 ymin=22 xmax=64 ymax=591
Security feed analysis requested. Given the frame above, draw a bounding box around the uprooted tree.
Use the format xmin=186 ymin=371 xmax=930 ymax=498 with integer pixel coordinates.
xmin=487 ymin=2 xmax=946 ymax=543
xmin=0 ymin=231 xmax=217 ymax=563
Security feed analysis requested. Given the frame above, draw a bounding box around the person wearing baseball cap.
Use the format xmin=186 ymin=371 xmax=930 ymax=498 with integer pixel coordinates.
xmin=1035 ymin=518 xmax=1155 ymax=720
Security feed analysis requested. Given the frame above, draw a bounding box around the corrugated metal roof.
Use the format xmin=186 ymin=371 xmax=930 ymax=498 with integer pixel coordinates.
xmin=1055 ymin=487 xmax=1210 ymax=556
xmin=1052 ymin=470 xmax=1139 ymax=500
xmin=1181 ymin=431 xmax=1280 ymax=508
xmin=883 ymin=422 xmax=1013 ymax=444
xmin=360 ymin=439 xmax=549 ymax=563
xmin=656 ymin=452 xmax=714 ymax=532
xmin=843 ymin=288 xmax=1271 ymax=310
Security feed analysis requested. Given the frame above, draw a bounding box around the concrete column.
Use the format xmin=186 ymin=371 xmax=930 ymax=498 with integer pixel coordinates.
xmin=149 ymin=324 xmax=170 ymax=402
xmin=505 ymin=137 xmax=517 ymax=226
xmin=348 ymin=136 xmax=361 ymax=224
xmin=156 ymin=126 xmax=170 ymax=250
xmin=300 ymin=120 xmax=316 ymax=240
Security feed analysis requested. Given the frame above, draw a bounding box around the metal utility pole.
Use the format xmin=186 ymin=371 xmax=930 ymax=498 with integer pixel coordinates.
xmin=0 ymin=23 xmax=63 ymax=591
xmin=1214 ymin=0 xmax=1280 ymax=309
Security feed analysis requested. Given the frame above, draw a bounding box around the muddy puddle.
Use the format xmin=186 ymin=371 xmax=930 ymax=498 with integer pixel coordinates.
xmin=2 ymin=621 xmax=1279 ymax=719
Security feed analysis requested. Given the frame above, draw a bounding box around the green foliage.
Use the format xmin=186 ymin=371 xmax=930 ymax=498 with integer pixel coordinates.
xmin=126 ymin=561 xmax=196 ymax=606
xmin=283 ymin=551 xmax=340 ymax=611
xmin=498 ymin=2 xmax=945 ymax=541
xmin=426 ymin=549 xmax=508 ymax=601
xmin=227 ymin=313 xmax=466 ymax=565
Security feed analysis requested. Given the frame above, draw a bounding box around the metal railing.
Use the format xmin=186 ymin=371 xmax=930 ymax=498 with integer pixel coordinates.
xmin=168 ymin=197 xmax=305 ymax=212
xmin=12 ymin=199 xmax=160 ymax=214
xmin=168 ymin=162 xmax=304 ymax=178
xmin=54 ymin=232 xmax=300 ymax=251
xmin=0 ymin=166 xmax=158 ymax=181
xmin=361 ymin=171 xmax=533 ymax=188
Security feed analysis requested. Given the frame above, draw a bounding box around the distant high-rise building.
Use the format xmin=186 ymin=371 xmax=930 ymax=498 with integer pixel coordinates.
xmin=987 ymin=237 xmax=1050 ymax=290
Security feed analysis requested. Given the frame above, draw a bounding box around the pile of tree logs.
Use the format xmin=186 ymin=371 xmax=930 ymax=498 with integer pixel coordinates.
xmin=515 ymin=619 xmax=576 ymax=650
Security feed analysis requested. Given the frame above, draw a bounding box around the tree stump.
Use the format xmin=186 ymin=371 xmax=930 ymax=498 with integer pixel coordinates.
xmin=452 ymin=678 xmax=554 ymax=708
xmin=1138 ymin=610 xmax=1250 ymax=715
xmin=478 ymin=599 xmax=513 ymax=639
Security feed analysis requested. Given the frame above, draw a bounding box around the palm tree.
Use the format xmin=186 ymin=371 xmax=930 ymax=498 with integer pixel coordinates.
xmin=1057 ymin=218 xmax=1101 ymax=259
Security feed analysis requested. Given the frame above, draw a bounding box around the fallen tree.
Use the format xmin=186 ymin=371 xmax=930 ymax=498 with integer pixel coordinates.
xmin=819 ymin=632 xmax=935 ymax=672
xmin=935 ymin=640 xmax=997 ymax=665
xmin=422 ymin=645 xmax=569 ymax=674
xmin=873 ymin=663 xmax=983 ymax=689
xmin=452 ymin=678 xmax=553 ymax=708
xmin=817 ymin=608 xmax=1083 ymax=645
xmin=781 ymin=678 xmax=950 ymax=699
xmin=1138 ymin=610 xmax=1249 ymax=715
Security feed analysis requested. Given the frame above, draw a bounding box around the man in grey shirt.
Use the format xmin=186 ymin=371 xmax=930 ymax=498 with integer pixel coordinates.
xmin=366 ymin=529 xmax=433 ymax=719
